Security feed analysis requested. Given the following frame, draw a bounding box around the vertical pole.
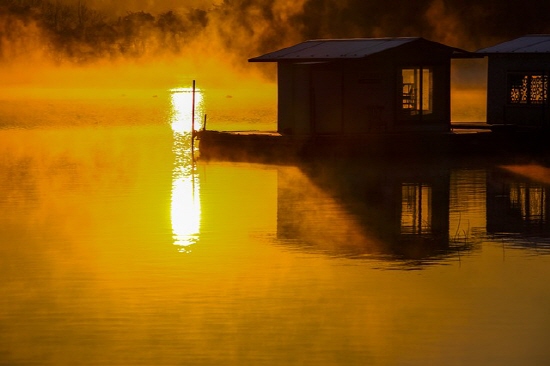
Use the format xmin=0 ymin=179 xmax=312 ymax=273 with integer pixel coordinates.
xmin=191 ymin=80 xmax=196 ymax=153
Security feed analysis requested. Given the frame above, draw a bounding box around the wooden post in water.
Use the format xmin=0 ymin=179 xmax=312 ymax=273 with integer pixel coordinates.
xmin=191 ymin=80 xmax=196 ymax=153
xmin=203 ymin=114 xmax=207 ymax=131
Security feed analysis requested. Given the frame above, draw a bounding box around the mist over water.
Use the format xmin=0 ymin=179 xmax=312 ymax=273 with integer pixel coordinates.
xmin=2 ymin=0 xmax=549 ymax=88
xmin=2 ymin=1 xmax=550 ymax=364
xmin=2 ymin=0 xmax=499 ymax=132
xmin=5 ymin=0 xmax=550 ymax=70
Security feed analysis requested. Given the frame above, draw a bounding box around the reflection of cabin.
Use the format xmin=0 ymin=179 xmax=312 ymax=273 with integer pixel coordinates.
xmin=486 ymin=169 xmax=550 ymax=235
xmin=276 ymin=162 xmax=453 ymax=260
xmin=249 ymin=38 xmax=469 ymax=135
xmin=477 ymin=35 xmax=550 ymax=128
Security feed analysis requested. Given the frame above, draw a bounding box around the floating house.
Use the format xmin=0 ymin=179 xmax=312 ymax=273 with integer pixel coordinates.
xmin=249 ymin=37 xmax=470 ymax=135
xmin=198 ymin=35 xmax=550 ymax=161
xmin=477 ymin=35 xmax=550 ymax=128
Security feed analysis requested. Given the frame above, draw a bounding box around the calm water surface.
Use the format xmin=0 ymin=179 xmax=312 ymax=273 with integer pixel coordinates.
xmin=1 ymin=90 xmax=550 ymax=366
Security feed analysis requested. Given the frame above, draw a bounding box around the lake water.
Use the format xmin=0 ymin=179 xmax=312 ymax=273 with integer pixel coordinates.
xmin=1 ymin=88 xmax=550 ymax=366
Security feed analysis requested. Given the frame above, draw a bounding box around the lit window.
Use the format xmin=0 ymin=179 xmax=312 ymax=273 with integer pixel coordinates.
xmin=402 ymin=67 xmax=433 ymax=115
xmin=508 ymin=73 xmax=548 ymax=105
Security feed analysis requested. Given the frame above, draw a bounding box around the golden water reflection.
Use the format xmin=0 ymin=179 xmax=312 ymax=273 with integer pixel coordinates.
xmin=1 ymin=121 xmax=550 ymax=364
xmin=170 ymin=87 xmax=204 ymax=252
xmin=171 ymin=175 xmax=200 ymax=252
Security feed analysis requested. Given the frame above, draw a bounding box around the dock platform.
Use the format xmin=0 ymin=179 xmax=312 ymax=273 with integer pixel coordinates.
xmin=196 ymin=124 xmax=550 ymax=162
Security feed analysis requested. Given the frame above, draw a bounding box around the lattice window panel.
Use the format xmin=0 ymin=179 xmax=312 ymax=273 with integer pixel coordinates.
xmin=508 ymin=73 xmax=548 ymax=104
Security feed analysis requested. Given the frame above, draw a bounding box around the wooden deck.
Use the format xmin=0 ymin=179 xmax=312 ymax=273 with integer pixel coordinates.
xmin=196 ymin=125 xmax=550 ymax=163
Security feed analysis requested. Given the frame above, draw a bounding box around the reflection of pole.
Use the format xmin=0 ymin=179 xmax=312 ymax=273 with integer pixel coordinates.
xmin=191 ymin=80 xmax=196 ymax=154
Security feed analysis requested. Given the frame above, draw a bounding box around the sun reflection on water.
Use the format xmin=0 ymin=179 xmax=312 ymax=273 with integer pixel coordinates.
xmin=170 ymin=87 xmax=204 ymax=134
xmin=170 ymin=87 xmax=204 ymax=252
xmin=171 ymin=174 xmax=200 ymax=252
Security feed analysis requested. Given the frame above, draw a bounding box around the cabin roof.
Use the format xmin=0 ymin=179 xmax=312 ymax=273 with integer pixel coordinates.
xmin=249 ymin=37 xmax=469 ymax=62
xmin=477 ymin=35 xmax=550 ymax=54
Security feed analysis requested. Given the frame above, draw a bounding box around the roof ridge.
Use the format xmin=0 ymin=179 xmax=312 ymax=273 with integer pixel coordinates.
xmin=477 ymin=34 xmax=550 ymax=53
xmin=306 ymin=37 xmax=420 ymax=42
xmin=249 ymin=37 xmax=461 ymax=62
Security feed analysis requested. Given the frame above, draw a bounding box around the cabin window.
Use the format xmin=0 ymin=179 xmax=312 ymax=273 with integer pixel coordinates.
xmin=401 ymin=67 xmax=433 ymax=116
xmin=508 ymin=73 xmax=548 ymax=105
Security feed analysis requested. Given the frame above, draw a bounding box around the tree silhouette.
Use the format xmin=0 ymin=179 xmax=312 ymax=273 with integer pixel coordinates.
xmin=118 ymin=11 xmax=155 ymax=56
xmin=3 ymin=0 xmax=550 ymax=65
xmin=157 ymin=11 xmax=185 ymax=52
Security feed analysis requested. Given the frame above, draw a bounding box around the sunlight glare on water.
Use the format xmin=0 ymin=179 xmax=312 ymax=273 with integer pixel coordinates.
xmin=171 ymin=174 xmax=200 ymax=252
xmin=170 ymin=87 xmax=202 ymax=252
xmin=170 ymin=87 xmax=204 ymax=134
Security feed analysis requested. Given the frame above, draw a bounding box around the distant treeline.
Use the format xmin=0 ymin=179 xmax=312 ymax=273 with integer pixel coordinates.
xmin=3 ymin=0 xmax=550 ymax=65
xmin=0 ymin=0 xmax=208 ymax=63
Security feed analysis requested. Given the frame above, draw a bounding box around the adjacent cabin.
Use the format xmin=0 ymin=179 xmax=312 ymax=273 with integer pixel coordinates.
xmin=249 ymin=37 xmax=469 ymax=135
xmin=477 ymin=35 xmax=550 ymax=128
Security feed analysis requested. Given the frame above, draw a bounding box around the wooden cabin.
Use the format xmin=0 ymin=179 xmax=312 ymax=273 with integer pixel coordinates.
xmin=477 ymin=35 xmax=550 ymax=128
xmin=249 ymin=37 xmax=468 ymax=135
